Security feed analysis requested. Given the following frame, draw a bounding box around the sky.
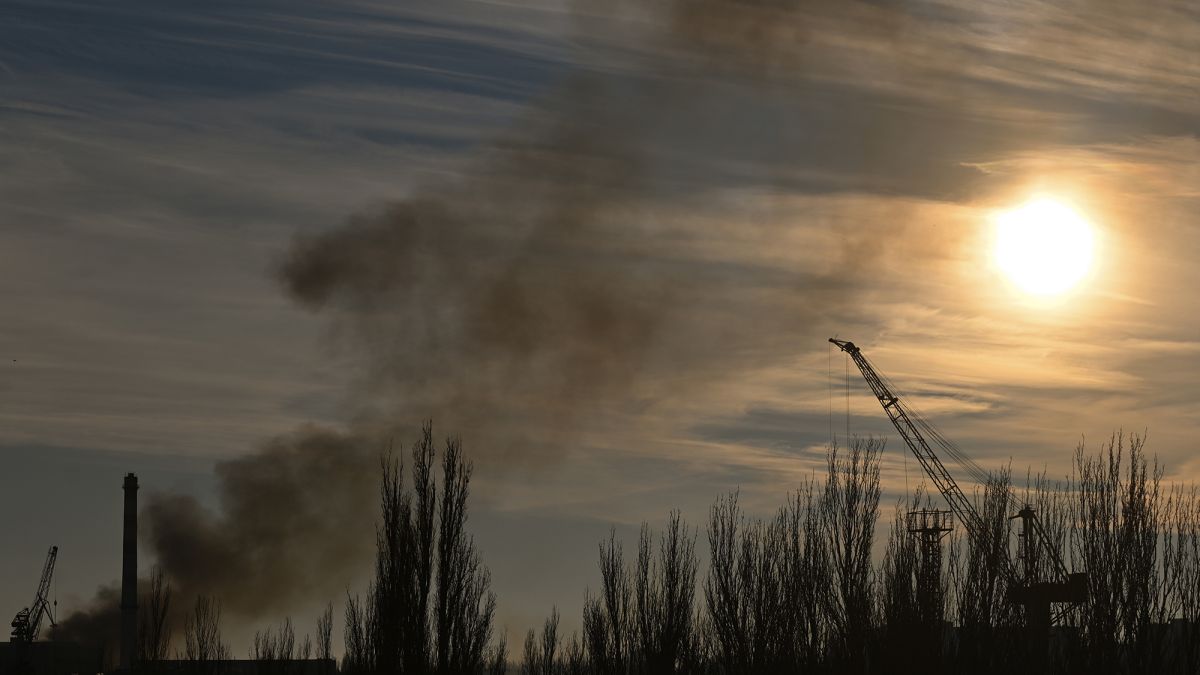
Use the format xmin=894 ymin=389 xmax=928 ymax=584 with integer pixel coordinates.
xmin=2 ymin=0 xmax=1199 ymax=654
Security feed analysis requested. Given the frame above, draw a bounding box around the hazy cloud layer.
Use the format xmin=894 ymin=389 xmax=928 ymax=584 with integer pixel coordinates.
xmin=2 ymin=0 xmax=1199 ymax=648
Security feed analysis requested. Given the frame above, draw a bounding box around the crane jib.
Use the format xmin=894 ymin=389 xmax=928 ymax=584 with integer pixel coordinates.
xmin=10 ymin=546 xmax=57 ymax=643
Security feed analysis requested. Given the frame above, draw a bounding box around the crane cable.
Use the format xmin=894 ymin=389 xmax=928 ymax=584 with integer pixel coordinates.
xmin=844 ymin=345 xmax=1073 ymax=583
xmin=867 ymin=354 xmax=991 ymax=485
xmin=865 ymin=352 xmax=1035 ymax=510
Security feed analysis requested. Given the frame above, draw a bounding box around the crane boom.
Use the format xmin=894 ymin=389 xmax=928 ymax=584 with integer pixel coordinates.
xmin=829 ymin=340 xmax=988 ymax=542
xmin=829 ymin=339 xmax=1077 ymax=588
xmin=11 ymin=546 xmax=58 ymax=643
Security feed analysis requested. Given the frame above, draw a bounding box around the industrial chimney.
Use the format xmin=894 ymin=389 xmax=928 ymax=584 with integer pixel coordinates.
xmin=120 ymin=473 xmax=138 ymax=672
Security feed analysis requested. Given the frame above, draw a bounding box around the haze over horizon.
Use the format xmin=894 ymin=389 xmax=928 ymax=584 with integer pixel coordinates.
xmin=2 ymin=0 xmax=1199 ymax=652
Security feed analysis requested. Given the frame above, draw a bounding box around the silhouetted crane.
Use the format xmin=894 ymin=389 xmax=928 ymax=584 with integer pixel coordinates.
xmin=11 ymin=546 xmax=58 ymax=643
xmin=829 ymin=339 xmax=1085 ymax=665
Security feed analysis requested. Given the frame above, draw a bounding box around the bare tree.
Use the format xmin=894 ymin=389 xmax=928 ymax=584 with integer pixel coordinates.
xmin=948 ymin=468 xmax=1018 ymax=674
xmin=632 ymin=512 xmax=698 ymax=674
xmin=584 ymin=530 xmax=630 ymax=675
xmin=137 ymin=566 xmax=173 ymax=674
xmin=359 ymin=423 xmax=502 ymax=675
xmin=1160 ymin=482 xmax=1200 ymax=673
xmin=316 ymin=602 xmax=334 ymax=668
xmin=435 ymin=437 xmax=497 ymax=674
xmin=252 ymin=617 xmax=297 ymax=675
xmin=521 ymin=608 xmax=560 ymax=675
xmin=561 ymin=633 xmax=587 ymax=675
xmin=705 ymin=491 xmax=753 ymax=675
xmin=343 ymin=590 xmax=375 ymax=675
xmin=486 ymin=633 xmax=508 ymax=675
xmin=704 ymin=489 xmax=807 ymax=674
xmin=1073 ymin=433 xmax=1169 ymax=674
xmin=372 ymin=445 xmax=424 ymax=675
xmin=879 ymin=498 xmax=920 ymax=675
xmin=701 ymin=439 xmax=878 ymax=674
xmin=822 ymin=436 xmax=882 ymax=673
xmin=182 ymin=595 xmax=230 ymax=675
xmin=774 ymin=480 xmax=832 ymax=671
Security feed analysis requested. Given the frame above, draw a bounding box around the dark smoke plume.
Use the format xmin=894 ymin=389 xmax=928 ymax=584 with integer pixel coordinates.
xmin=141 ymin=427 xmax=376 ymax=617
xmin=280 ymin=92 xmax=676 ymax=453
xmin=51 ymin=584 xmax=121 ymax=656
xmin=54 ymin=427 xmax=377 ymax=651
xmin=279 ymin=0 xmax=944 ymax=458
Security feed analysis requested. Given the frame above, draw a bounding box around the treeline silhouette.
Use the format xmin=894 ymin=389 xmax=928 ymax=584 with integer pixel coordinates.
xmin=132 ymin=428 xmax=1200 ymax=675
xmin=516 ymin=432 xmax=1200 ymax=675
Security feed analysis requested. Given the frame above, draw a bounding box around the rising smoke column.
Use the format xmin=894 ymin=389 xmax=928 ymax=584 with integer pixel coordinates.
xmin=279 ymin=89 xmax=674 ymax=455
xmin=53 ymin=428 xmax=377 ymax=649
xmin=140 ymin=428 xmax=377 ymax=617
xmin=278 ymin=0 xmax=943 ymax=458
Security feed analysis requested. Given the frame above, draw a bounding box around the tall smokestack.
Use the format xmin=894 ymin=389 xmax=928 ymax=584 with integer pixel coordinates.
xmin=120 ymin=473 xmax=138 ymax=672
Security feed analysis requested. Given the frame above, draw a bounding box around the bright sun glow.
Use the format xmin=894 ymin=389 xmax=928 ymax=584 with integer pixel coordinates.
xmin=993 ymin=197 xmax=1095 ymax=296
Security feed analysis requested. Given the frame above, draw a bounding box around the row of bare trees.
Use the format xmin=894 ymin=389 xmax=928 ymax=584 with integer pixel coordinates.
xmin=129 ymin=429 xmax=1200 ymax=675
xmin=135 ymin=573 xmax=333 ymax=675
xmin=1034 ymin=434 xmax=1200 ymax=674
xmin=133 ymin=575 xmax=233 ymax=675
xmin=519 ymin=433 xmax=1200 ymax=675
xmin=250 ymin=608 xmax=335 ymax=675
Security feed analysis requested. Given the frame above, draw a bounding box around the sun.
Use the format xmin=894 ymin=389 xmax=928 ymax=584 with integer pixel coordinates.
xmin=992 ymin=197 xmax=1096 ymax=296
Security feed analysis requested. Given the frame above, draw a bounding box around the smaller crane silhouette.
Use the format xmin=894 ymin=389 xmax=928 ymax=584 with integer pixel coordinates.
xmin=11 ymin=546 xmax=58 ymax=643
